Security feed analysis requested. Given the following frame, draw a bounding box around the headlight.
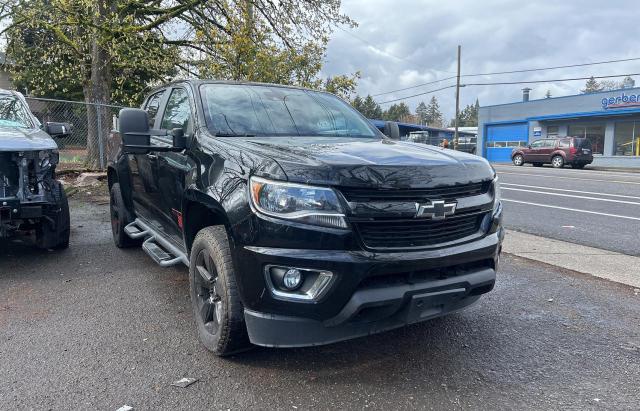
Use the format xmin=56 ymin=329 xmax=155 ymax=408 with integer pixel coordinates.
xmin=249 ymin=176 xmax=347 ymax=229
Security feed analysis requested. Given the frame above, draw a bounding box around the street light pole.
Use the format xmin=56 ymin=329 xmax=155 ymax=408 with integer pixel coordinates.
xmin=454 ymin=45 xmax=461 ymax=150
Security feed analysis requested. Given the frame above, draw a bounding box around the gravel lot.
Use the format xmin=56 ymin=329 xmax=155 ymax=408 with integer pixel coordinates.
xmin=1 ymin=200 xmax=639 ymax=410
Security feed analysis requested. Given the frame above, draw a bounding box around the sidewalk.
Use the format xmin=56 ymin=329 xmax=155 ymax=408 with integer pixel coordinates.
xmin=503 ymin=230 xmax=640 ymax=289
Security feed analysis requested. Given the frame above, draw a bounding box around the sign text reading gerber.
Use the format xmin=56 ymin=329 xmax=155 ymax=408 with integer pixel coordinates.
xmin=602 ymin=92 xmax=640 ymax=110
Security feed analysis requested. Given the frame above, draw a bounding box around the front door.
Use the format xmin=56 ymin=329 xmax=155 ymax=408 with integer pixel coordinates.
xmin=524 ymin=139 xmax=544 ymax=162
xmin=155 ymin=87 xmax=194 ymax=247
xmin=128 ymin=89 xmax=166 ymax=221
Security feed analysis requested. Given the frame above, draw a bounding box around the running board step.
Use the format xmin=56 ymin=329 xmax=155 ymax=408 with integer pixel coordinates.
xmin=125 ymin=219 xmax=189 ymax=268
xmin=142 ymin=238 xmax=183 ymax=267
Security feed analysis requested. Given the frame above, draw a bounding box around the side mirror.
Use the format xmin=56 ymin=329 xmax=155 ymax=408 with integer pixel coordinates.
xmin=119 ymin=108 xmax=151 ymax=154
xmin=383 ymin=121 xmax=400 ymax=140
xmin=171 ymin=128 xmax=187 ymax=150
xmin=528 ymin=145 xmax=532 ymax=149
xmin=45 ymin=122 xmax=72 ymax=138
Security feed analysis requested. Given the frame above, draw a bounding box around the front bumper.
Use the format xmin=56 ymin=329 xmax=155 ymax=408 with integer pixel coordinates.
xmin=245 ymin=267 xmax=494 ymax=347
xmin=234 ymin=225 xmax=503 ymax=347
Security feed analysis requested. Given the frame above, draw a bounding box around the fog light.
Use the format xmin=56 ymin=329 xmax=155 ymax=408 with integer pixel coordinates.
xmin=283 ymin=268 xmax=303 ymax=290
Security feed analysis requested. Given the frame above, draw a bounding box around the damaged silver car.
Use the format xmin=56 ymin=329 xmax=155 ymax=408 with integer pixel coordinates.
xmin=0 ymin=90 xmax=71 ymax=249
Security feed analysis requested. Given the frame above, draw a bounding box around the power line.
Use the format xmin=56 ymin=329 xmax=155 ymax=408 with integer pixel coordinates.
xmin=372 ymin=76 xmax=457 ymax=97
xmin=377 ymin=85 xmax=457 ymax=105
xmin=371 ymin=56 xmax=640 ymax=97
xmin=463 ymin=72 xmax=640 ymax=86
xmin=376 ymin=72 xmax=640 ymax=105
xmin=462 ymin=56 xmax=640 ymax=78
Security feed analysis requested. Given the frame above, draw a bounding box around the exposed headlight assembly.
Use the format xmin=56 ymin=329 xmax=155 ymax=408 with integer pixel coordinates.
xmin=249 ymin=176 xmax=347 ymax=229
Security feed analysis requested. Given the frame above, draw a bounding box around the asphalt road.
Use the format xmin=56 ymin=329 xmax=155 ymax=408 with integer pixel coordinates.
xmin=1 ymin=200 xmax=639 ymax=410
xmin=496 ymin=164 xmax=640 ymax=256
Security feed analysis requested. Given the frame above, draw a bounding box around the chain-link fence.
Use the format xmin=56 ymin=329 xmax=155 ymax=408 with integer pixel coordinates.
xmin=25 ymin=97 xmax=125 ymax=170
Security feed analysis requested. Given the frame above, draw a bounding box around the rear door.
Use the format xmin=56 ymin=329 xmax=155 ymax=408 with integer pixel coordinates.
xmin=538 ymin=139 xmax=557 ymax=162
xmin=129 ymin=89 xmax=166 ymax=221
xmin=155 ymin=86 xmax=195 ymax=247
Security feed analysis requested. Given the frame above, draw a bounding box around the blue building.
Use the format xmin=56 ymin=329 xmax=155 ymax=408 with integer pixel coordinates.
xmin=478 ymin=87 xmax=640 ymax=167
xmin=369 ymin=119 xmax=475 ymax=142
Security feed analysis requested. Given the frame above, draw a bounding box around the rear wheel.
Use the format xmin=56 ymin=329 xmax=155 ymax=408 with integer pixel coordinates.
xmin=110 ymin=183 xmax=141 ymax=248
xmin=551 ymin=155 xmax=564 ymax=168
xmin=189 ymin=226 xmax=251 ymax=356
xmin=512 ymin=154 xmax=524 ymax=166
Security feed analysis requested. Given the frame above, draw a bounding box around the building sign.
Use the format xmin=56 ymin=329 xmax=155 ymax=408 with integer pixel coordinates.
xmin=533 ymin=126 xmax=542 ymax=137
xmin=601 ymin=92 xmax=640 ymax=110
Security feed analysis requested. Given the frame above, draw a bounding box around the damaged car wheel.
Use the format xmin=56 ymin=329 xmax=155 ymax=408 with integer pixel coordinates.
xmin=36 ymin=181 xmax=70 ymax=250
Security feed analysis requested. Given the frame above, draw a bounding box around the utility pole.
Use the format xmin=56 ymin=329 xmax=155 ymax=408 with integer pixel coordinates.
xmin=454 ymin=45 xmax=461 ymax=150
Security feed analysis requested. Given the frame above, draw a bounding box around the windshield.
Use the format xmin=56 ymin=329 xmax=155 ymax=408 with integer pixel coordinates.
xmin=200 ymin=84 xmax=378 ymax=138
xmin=0 ymin=94 xmax=34 ymax=129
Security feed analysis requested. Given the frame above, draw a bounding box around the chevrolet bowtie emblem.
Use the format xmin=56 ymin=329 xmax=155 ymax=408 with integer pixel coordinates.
xmin=415 ymin=200 xmax=457 ymax=220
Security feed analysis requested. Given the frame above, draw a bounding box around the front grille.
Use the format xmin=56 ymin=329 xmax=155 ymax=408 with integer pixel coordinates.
xmin=339 ymin=181 xmax=490 ymax=203
xmin=353 ymin=210 xmax=486 ymax=250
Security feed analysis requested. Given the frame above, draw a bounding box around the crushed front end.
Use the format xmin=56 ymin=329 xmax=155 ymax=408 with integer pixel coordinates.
xmin=0 ymin=150 xmax=62 ymax=240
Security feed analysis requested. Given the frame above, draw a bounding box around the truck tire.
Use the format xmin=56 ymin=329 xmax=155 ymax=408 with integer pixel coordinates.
xmin=37 ymin=181 xmax=70 ymax=250
xmin=189 ymin=226 xmax=251 ymax=356
xmin=110 ymin=183 xmax=141 ymax=248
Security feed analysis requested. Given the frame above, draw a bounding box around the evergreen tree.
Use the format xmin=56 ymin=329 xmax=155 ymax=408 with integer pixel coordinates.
xmin=425 ymin=96 xmax=444 ymax=127
xmin=582 ymin=76 xmax=603 ymax=93
xmin=383 ymin=103 xmax=411 ymax=121
xmin=362 ymin=95 xmax=383 ymax=119
xmin=415 ymin=101 xmax=429 ymax=125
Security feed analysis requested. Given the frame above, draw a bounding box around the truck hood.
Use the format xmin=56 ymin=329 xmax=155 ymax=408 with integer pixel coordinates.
xmin=228 ymin=137 xmax=494 ymax=188
xmin=0 ymin=127 xmax=58 ymax=152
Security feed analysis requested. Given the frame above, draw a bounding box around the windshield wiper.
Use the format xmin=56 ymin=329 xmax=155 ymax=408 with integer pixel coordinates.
xmin=214 ymin=132 xmax=256 ymax=137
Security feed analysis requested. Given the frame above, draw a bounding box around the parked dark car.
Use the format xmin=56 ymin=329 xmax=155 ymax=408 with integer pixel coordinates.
xmin=0 ymin=89 xmax=71 ymax=249
xmin=107 ymin=80 xmax=504 ymax=356
xmin=511 ymin=137 xmax=593 ymax=168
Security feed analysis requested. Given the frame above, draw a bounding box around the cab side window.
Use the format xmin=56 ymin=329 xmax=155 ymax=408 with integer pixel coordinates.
xmin=144 ymin=91 xmax=164 ymax=128
xmin=530 ymin=140 xmax=544 ymax=148
xmin=160 ymin=88 xmax=191 ymax=133
xmin=544 ymin=139 xmax=557 ymax=148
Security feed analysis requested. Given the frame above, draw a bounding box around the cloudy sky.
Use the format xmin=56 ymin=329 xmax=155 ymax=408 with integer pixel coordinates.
xmin=323 ymin=0 xmax=640 ymax=120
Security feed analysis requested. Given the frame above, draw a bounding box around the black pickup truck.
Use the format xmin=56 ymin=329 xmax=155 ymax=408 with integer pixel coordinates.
xmin=107 ymin=80 xmax=503 ymax=356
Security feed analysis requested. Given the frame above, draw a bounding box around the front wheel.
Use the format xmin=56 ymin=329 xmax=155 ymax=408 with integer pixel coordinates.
xmin=110 ymin=183 xmax=141 ymax=248
xmin=551 ymin=155 xmax=565 ymax=168
xmin=512 ymin=154 xmax=524 ymax=166
xmin=189 ymin=226 xmax=251 ymax=356
xmin=37 ymin=181 xmax=70 ymax=250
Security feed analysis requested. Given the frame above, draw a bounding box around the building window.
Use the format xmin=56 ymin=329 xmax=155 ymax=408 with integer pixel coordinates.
xmin=568 ymin=123 xmax=605 ymax=154
xmin=614 ymin=121 xmax=640 ymax=156
xmin=547 ymin=126 xmax=559 ymax=138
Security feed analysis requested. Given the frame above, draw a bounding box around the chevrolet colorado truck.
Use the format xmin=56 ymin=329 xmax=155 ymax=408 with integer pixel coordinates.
xmin=0 ymin=90 xmax=71 ymax=249
xmin=107 ymin=80 xmax=503 ymax=356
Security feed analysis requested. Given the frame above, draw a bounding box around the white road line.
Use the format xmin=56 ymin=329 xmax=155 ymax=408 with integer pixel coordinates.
xmin=497 ymin=171 xmax=640 ymax=185
xmin=501 ymin=183 xmax=640 ymax=201
xmin=502 ymin=198 xmax=640 ymax=221
xmin=493 ymin=165 xmax=640 ymax=178
xmin=502 ymin=187 xmax=640 ymax=205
